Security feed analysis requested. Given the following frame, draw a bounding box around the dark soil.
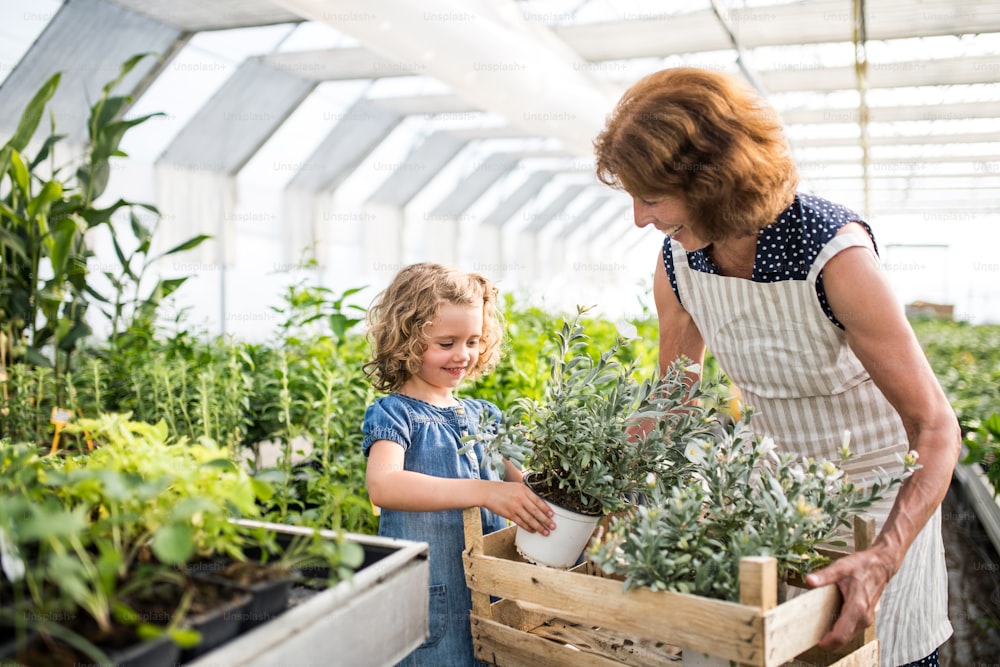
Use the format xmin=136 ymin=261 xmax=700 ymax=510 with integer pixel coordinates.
xmin=939 ymin=481 xmax=1000 ymax=666
xmin=524 ymin=474 xmax=602 ymax=516
xmin=11 ymin=576 xmax=248 ymax=666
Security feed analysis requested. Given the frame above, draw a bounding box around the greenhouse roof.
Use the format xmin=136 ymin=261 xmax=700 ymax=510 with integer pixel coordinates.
xmin=2 ymin=0 xmax=999 ymax=325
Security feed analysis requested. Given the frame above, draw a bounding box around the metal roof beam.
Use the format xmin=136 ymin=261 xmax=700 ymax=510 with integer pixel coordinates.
xmin=482 ymin=171 xmax=556 ymax=227
xmin=262 ymin=48 xmax=420 ymax=82
xmin=762 ymin=55 xmax=1000 ymax=93
xmin=556 ymin=0 xmax=1000 ymax=61
xmin=157 ymin=57 xmax=316 ymax=173
xmin=109 ymin=0 xmax=302 ymax=31
xmin=792 ymin=132 xmax=1000 ymax=149
xmin=429 ymin=153 xmax=522 ymax=219
xmin=273 ymin=0 xmax=618 ymax=157
xmin=286 ymin=100 xmax=403 ymax=192
xmin=783 ymin=100 xmax=1000 ymax=125
xmin=521 ymin=184 xmax=588 ymax=234
xmin=0 ymin=0 xmax=184 ymax=144
xmin=366 ymin=132 xmax=469 ymax=207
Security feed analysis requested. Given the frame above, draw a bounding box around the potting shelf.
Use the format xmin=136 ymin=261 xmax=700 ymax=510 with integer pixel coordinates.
xmin=185 ymin=520 xmax=429 ymax=667
xmin=462 ymin=508 xmax=878 ymax=667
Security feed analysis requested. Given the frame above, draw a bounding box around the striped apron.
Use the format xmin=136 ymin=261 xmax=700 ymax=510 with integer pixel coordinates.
xmin=670 ymin=234 xmax=952 ymax=666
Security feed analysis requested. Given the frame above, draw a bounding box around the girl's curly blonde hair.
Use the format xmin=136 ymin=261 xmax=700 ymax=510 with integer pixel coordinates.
xmin=363 ymin=263 xmax=504 ymax=394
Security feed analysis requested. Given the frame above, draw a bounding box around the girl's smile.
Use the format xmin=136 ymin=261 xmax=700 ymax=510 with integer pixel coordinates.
xmin=402 ymin=302 xmax=484 ymax=405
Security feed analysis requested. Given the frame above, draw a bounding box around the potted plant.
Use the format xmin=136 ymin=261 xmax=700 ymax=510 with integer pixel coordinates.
xmin=587 ymin=422 xmax=920 ymax=666
xmin=469 ymin=307 xmax=721 ymax=568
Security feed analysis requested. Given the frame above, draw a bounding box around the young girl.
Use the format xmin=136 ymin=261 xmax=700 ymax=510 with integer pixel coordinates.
xmin=362 ymin=262 xmax=554 ymax=667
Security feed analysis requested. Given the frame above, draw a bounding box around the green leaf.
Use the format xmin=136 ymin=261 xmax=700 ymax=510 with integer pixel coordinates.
xmin=20 ymin=505 xmax=88 ymax=541
xmin=339 ymin=540 xmax=365 ymax=569
xmin=151 ymin=522 xmax=195 ymax=564
xmin=159 ymin=234 xmax=212 ymax=258
xmin=26 ymin=179 xmax=63 ymax=220
xmin=3 ymin=72 xmax=59 ymax=153
xmin=166 ymin=627 xmax=202 ymax=648
xmin=250 ymin=477 xmax=276 ymax=502
xmin=8 ymin=149 xmax=30 ymax=195
xmin=27 ymin=132 xmax=65 ymax=170
xmin=0 ymin=223 xmax=29 ymax=262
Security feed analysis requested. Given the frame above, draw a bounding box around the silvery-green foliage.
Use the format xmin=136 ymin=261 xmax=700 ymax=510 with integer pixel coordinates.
xmin=589 ymin=416 xmax=919 ymax=602
xmin=464 ymin=306 xmax=725 ymax=514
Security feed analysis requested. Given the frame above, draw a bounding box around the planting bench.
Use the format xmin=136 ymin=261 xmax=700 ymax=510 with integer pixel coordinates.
xmin=186 ymin=520 xmax=429 ymax=667
xmin=462 ymin=508 xmax=878 ymax=667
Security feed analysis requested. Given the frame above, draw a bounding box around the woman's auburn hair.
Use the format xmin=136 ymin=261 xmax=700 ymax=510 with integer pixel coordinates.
xmin=363 ymin=262 xmax=504 ymax=394
xmin=594 ymin=67 xmax=799 ymax=241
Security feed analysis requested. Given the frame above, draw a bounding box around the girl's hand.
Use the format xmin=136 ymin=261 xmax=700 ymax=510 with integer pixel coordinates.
xmin=484 ymin=482 xmax=556 ymax=535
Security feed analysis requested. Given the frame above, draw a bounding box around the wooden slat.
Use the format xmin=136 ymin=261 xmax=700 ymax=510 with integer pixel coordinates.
xmin=763 ymin=585 xmax=844 ymax=665
xmin=472 ymin=615 xmax=635 ymax=667
xmin=788 ymin=640 xmax=880 ymax=667
xmin=530 ymin=619 xmax=682 ymax=667
xmin=463 ymin=507 xmax=492 ymax=617
xmin=464 ymin=550 xmax=764 ymax=664
xmin=740 ymin=557 xmax=779 ymax=611
xmin=490 ymin=597 xmax=553 ymax=632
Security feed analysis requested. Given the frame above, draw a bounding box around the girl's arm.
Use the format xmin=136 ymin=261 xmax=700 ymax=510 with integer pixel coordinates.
xmin=366 ymin=440 xmax=555 ymax=534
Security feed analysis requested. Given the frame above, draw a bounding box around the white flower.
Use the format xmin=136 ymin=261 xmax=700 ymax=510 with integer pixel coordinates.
xmin=614 ymin=319 xmax=639 ymax=340
xmin=818 ymin=460 xmax=844 ymax=481
xmin=839 ymin=430 xmax=852 ymax=460
xmin=645 ymin=472 xmax=657 ymax=487
xmin=684 ymin=439 xmax=708 ymax=465
xmin=900 ymin=450 xmax=921 ymax=469
xmin=795 ymin=495 xmax=822 ymax=521
xmin=758 ymin=436 xmax=777 ymax=461
xmin=685 ymin=363 xmax=702 ymax=375
xmin=0 ymin=528 xmax=25 ymax=582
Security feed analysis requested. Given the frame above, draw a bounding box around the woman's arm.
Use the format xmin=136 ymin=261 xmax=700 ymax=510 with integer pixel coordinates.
xmin=366 ymin=440 xmax=555 ymax=534
xmin=653 ymin=250 xmax=706 ymax=374
xmin=805 ymin=223 xmax=961 ymax=648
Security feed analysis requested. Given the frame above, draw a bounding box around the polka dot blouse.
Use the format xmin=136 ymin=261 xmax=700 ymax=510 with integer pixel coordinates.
xmin=663 ymin=193 xmax=877 ymax=328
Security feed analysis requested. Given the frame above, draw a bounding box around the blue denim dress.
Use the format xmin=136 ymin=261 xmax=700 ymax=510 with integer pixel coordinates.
xmin=362 ymin=393 xmax=508 ymax=667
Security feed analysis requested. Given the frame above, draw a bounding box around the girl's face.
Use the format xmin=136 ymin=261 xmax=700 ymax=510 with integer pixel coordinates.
xmin=632 ymin=194 xmax=709 ymax=252
xmin=406 ymin=301 xmax=483 ymax=401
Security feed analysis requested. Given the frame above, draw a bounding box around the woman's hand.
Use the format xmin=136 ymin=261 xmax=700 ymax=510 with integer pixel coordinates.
xmin=804 ymin=546 xmax=897 ymax=649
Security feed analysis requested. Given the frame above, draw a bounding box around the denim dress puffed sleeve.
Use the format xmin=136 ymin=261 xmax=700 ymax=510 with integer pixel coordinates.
xmin=362 ymin=393 xmax=507 ymax=667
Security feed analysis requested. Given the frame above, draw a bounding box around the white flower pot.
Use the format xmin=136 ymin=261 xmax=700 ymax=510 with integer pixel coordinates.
xmin=682 ymin=650 xmax=733 ymax=666
xmin=514 ymin=498 xmax=602 ymax=568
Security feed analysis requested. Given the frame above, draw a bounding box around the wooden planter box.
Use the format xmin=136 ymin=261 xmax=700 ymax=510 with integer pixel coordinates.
xmin=462 ymin=508 xmax=878 ymax=667
xmin=187 ymin=520 xmax=429 ymax=667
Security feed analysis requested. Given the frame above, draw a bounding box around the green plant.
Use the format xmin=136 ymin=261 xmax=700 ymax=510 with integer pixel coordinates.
xmin=0 ymin=54 xmax=208 ymax=444
xmin=962 ymin=412 xmax=1000 ymax=496
xmin=912 ymin=318 xmax=1000 ymax=495
xmin=0 ymin=410 xmax=369 ymax=664
xmin=588 ymin=422 xmax=920 ymax=602
xmin=58 ymin=413 xmax=263 ymax=564
xmin=469 ymin=306 xmax=719 ymax=515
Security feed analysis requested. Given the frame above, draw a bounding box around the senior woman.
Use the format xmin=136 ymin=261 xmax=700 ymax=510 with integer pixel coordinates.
xmin=594 ymin=67 xmax=959 ymax=667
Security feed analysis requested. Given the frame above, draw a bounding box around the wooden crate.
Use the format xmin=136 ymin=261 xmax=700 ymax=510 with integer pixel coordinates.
xmin=462 ymin=508 xmax=878 ymax=667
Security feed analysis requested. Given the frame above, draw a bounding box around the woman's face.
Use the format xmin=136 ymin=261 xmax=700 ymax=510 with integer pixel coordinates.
xmin=632 ymin=195 xmax=709 ymax=251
